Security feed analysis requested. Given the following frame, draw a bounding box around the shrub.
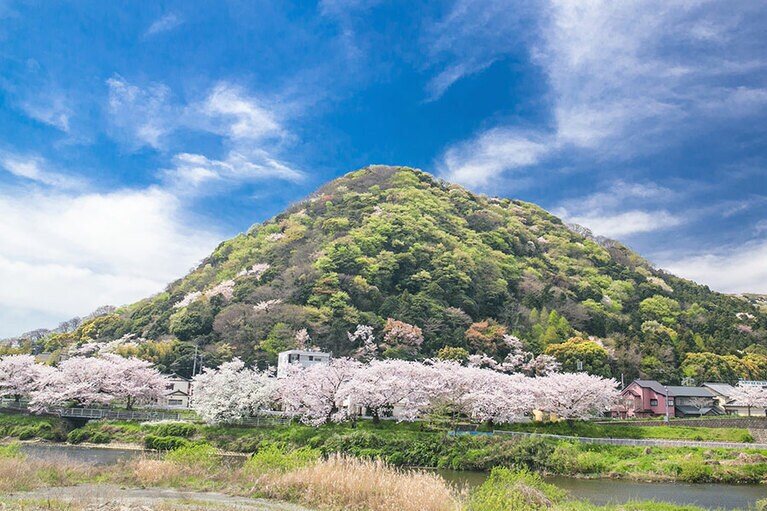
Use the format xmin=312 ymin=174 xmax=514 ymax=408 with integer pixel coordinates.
xmin=677 ymin=460 xmax=713 ymax=483
xmin=165 ymin=443 xmax=219 ymax=469
xmin=465 ymin=467 xmax=566 ymax=511
xmin=508 ymin=437 xmax=556 ymax=471
xmin=144 ymin=434 xmax=189 ymax=451
xmin=90 ymin=432 xmax=111 ymax=444
xmin=244 ymin=442 xmax=320 ymax=474
xmin=67 ymin=429 xmax=91 ymax=444
xmin=152 ymin=422 xmax=198 ymax=438
xmin=12 ymin=426 xmax=37 ymax=440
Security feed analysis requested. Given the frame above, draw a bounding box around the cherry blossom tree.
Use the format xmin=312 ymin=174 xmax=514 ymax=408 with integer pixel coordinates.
xmin=339 ymin=359 xmax=427 ymax=422
xmin=0 ymin=355 xmax=53 ymax=403
xmin=533 ymin=372 xmax=619 ymax=420
xmin=730 ymin=384 xmax=767 ymax=416
xmin=348 ymin=324 xmax=378 ymax=361
xmin=101 ymin=354 xmax=167 ymax=410
xmin=30 ymin=357 xmax=117 ymax=410
xmin=279 ymin=357 xmax=361 ymax=425
xmin=468 ymin=335 xmax=560 ymax=376
xmin=192 ymin=358 xmax=277 ymax=424
xmin=467 ymin=371 xmax=534 ymax=425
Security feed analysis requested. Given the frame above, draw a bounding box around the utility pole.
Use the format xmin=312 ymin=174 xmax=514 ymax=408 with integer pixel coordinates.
xmin=664 ymin=385 xmax=670 ymax=424
xmin=192 ymin=344 xmax=199 ymax=377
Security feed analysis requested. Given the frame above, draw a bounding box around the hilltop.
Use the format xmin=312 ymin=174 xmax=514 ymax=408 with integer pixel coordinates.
xmin=13 ymin=166 xmax=767 ymax=381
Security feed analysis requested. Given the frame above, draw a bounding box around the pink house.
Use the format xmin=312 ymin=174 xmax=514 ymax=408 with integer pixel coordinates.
xmin=618 ymin=379 xmax=674 ymax=418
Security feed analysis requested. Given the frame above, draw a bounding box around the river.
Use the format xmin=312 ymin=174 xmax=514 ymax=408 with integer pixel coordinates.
xmin=19 ymin=444 xmax=767 ymax=510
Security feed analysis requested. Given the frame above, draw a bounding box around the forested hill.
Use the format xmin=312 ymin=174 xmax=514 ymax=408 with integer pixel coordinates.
xmin=12 ymin=165 xmax=767 ymax=383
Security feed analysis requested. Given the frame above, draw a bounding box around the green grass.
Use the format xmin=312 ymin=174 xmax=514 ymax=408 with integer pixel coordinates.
xmin=491 ymin=421 xmax=754 ymax=443
xmin=0 ymin=413 xmax=69 ymax=441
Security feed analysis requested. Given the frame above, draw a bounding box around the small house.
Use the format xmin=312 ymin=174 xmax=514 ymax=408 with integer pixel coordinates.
xmin=162 ymin=373 xmax=192 ymax=408
xmin=703 ymin=381 xmax=767 ymax=416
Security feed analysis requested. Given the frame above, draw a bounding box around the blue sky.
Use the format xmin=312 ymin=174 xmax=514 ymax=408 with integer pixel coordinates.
xmin=1 ymin=0 xmax=766 ymax=337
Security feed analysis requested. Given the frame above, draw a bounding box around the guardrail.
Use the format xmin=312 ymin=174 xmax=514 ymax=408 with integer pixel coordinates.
xmin=492 ymin=430 xmax=767 ymax=449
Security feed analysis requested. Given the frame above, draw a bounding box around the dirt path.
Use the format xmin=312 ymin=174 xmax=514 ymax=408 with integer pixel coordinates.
xmin=4 ymin=484 xmax=314 ymax=511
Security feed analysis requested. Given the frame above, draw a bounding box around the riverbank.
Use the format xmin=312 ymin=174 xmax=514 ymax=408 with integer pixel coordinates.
xmin=3 ymin=413 xmax=767 ymax=484
xmin=2 ymin=444 xmax=763 ymax=511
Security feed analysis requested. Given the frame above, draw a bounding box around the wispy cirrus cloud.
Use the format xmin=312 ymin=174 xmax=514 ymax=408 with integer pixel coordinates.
xmin=436 ymin=0 xmax=767 ymax=188
xmin=422 ymin=0 xmax=537 ymax=101
xmin=144 ymin=13 xmax=184 ymax=38
xmin=0 ymin=152 xmax=82 ymax=189
xmin=19 ymin=95 xmax=72 ymax=132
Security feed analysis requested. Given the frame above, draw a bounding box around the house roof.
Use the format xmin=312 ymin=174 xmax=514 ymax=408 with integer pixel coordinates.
xmin=630 ymin=379 xmax=668 ymax=395
xmin=667 ymin=386 xmax=715 ymax=398
xmin=164 ymin=373 xmax=190 ymax=381
xmin=165 ymin=390 xmax=189 ymax=397
xmin=702 ymin=382 xmax=736 ymax=397
xmin=676 ymin=405 xmax=715 ymax=415
xmin=279 ymin=350 xmax=331 ymax=356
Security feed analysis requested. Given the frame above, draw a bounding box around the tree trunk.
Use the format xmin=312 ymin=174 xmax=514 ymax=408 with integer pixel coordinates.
xmin=371 ymin=408 xmax=380 ymax=424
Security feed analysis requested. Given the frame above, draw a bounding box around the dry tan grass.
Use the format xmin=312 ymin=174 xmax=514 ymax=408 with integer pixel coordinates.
xmin=0 ymin=457 xmax=92 ymax=493
xmin=256 ymin=455 xmax=461 ymax=511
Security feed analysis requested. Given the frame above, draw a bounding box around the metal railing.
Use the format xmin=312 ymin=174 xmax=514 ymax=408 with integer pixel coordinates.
xmin=492 ymin=430 xmax=767 ymax=449
xmin=55 ymin=407 xmax=182 ymax=421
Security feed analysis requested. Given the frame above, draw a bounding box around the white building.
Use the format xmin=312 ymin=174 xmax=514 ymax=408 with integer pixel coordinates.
xmin=161 ymin=373 xmax=193 ymax=408
xmin=277 ymin=350 xmax=331 ymax=378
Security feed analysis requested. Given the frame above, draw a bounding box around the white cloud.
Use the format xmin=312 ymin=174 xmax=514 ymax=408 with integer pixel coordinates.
xmin=106 ymin=76 xmax=175 ymax=149
xmin=195 ymin=84 xmax=284 ymax=141
xmin=660 ymin=240 xmax=767 ymax=294
xmin=144 ymin=13 xmax=184 ymax=37
xmin=565 ymin=210 xmax=683 ymax=238
xmin=555 ymin=180 xmax=683 ymax=238
xmin=0 ymin=153 xmax=81 ymax=189
xmin=163 ymin=150 xmax=303 ymax=193
xmin=0 ymin=186 xmax=221 ymax=337
xmin=437 ymin=0 xmax=767 ymax=187
xmin=441 ymin=128 xmax=548 ymax=187
xmin=422 ymin=0 xmax=537 ymax=100
xmin=19 ymin=96 xmax=71 ymax=132
xmin=104 ymin=77 xmax=302 ymax=192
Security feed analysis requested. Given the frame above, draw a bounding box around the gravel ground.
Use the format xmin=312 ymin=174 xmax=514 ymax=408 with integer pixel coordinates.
xmin=2 ymin=484 xmax=314 ymax=511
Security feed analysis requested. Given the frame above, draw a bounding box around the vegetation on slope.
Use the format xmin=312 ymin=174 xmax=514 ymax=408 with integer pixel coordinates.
xmin=8 ymin=166 xmax=767 ymax=382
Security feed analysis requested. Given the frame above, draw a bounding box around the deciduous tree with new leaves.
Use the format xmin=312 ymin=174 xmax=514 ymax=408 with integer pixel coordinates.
xmin=381 ymin=318 xmax=423 ymax=357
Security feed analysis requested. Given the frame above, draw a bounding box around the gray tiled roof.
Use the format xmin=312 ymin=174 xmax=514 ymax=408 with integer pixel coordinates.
xmin=629 ymin=380 xmax=716 ymax=397
xmin=666 ymin=386 xmax=715 ymax=398
xmin=631 ymin=379 xmax=667 ymax=395
xmin=702 ymin=382 xmax=736 ymax=397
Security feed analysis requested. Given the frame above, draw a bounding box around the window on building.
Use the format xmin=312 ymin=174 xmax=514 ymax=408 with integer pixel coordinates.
xmin=166 ymin=384 xmax=174 ymax=390
xmin=650 ymin=399 xmax=658 ymax=406
xmin=168 ymin=399 xmax=183 ymax=406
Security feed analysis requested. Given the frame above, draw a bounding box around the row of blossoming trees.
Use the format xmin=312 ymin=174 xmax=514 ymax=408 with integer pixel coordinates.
xmin=0 ymin=354 xmax=167 ymax=410
xmin=191 ymin=357 xmax=621 ymax=426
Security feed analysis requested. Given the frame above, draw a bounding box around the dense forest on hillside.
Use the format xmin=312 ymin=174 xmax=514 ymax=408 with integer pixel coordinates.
xmin=5 ymin=166 xmax=767 ymax=383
